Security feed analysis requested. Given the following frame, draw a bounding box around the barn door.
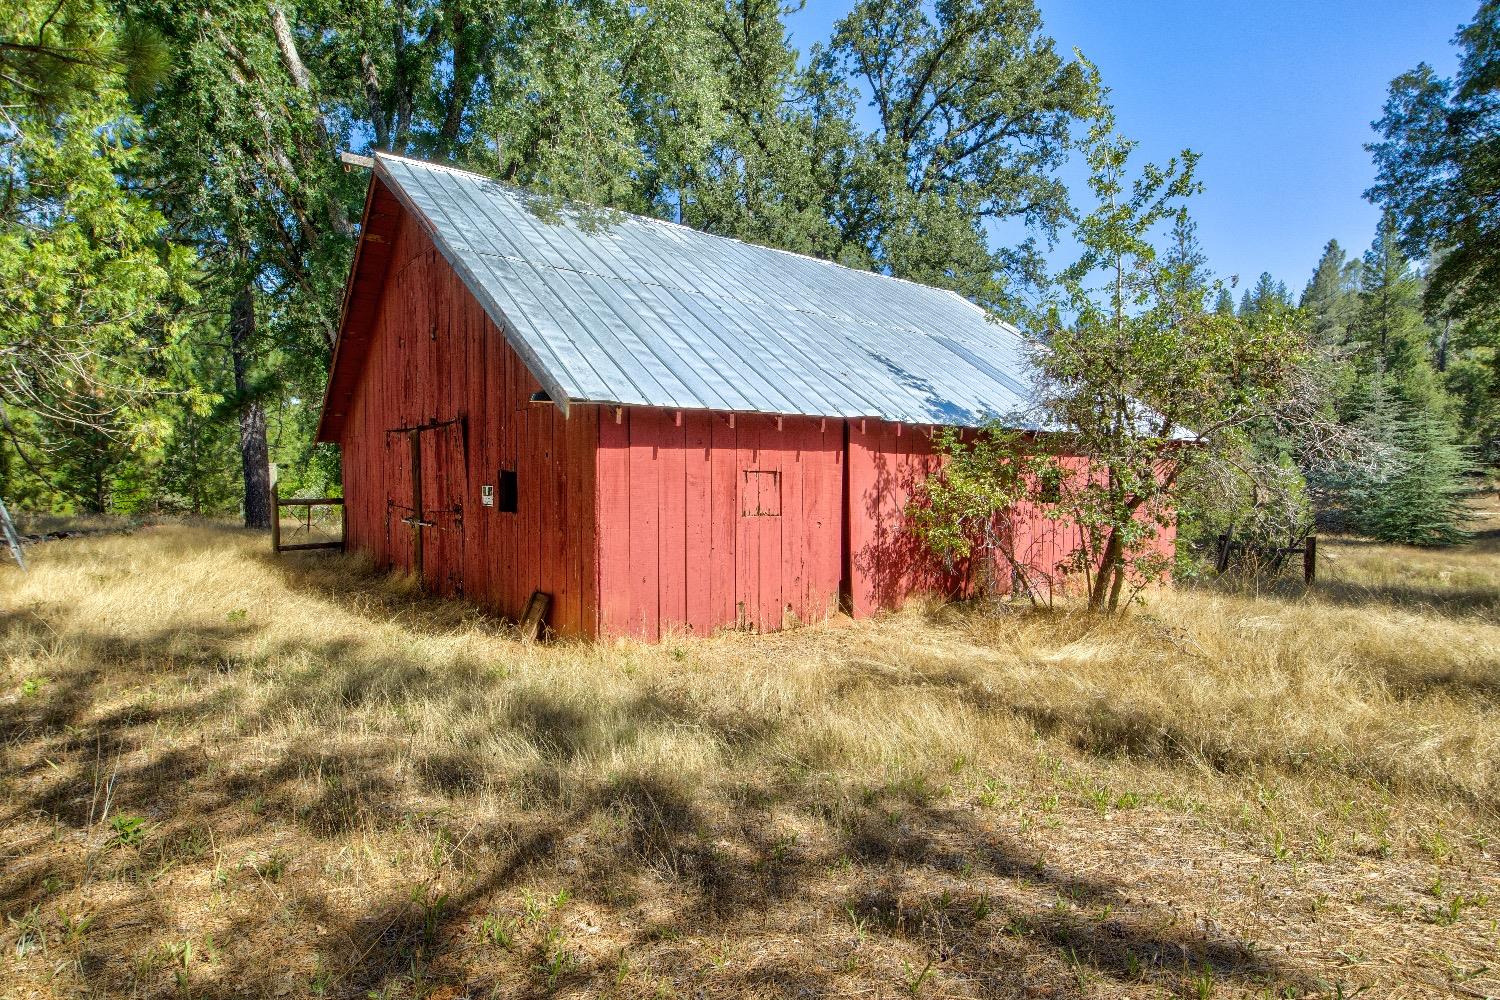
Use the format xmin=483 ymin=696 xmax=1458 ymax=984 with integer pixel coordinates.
xmin=386 ymin=418 xmax=466 ymax=595
xmin=737 ymin=462 xmax=783 ymax=631
xmin=417 ymin=421 xmax=466 ymax=594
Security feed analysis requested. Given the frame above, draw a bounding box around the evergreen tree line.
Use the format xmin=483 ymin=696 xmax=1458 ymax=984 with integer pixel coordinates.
xmin=1177 ymin=0 xmax=1500 ymax=552
xmin=1 ymin=0 xmax=1105 ymax=521
xmin=1289 ymin=222 xmax=1483 ymax=546
xmin=1 ymin=0 xmax=1494 ymax=551
xmin=1203 ymin=220 xmax=1485 ymax=548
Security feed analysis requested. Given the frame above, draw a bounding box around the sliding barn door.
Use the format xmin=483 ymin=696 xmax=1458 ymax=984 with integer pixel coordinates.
xmin=385 ymin=421 xmax=467 ymax=595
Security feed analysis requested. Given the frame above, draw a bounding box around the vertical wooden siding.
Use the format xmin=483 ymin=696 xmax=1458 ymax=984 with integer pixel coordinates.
xmin=595 ymin=412 xmax=1177 ymax=639
xmin=339 ymin=209 xmax=598 ymax=635
xmin=846 ymin=418 xmax=961 ymax=617
xmin=848 ymin=426 xmax=1177 ymax=612
xmin=596 ymin=408 xmax=845 ymax=640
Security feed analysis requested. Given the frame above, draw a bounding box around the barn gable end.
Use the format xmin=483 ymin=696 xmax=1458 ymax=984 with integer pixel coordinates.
xmin=335 ymin=200 xmax=598 ymax=633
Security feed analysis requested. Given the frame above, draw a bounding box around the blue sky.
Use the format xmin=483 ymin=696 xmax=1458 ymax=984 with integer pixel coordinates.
xmin=785 ymin=1 xmax=1473 ymax=299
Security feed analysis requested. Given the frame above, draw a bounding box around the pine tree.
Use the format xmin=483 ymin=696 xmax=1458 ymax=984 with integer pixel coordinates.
xmin=1163 ymin=214 xmax=1212 ymax=315
xmin=1355 ymin=213 xmax=1430 ymax=376
xmin=1239 ymin=271 xmax=1292 ymax=317
xmin=1369 ymin=0 xmax=1500 ymax=319
xmin=1300 ymin=239 xmax=1361 ymax=348
xmin=1378 ymin=408 xmax=1472 ymax=546
xmin=1331 ymin=373 xmax=1471 ymax=546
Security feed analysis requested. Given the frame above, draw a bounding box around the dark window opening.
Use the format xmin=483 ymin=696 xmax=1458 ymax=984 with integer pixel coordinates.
xmin=498 ymin=468 xmax=519 ymax=513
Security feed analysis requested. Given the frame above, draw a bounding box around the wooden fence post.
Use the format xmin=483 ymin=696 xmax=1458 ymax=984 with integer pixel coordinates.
xmin=270 ymin=483 xmax=281 ymax=553
xmin=269 ymin=490 xmax=344 ymax=555
xmin=1303 ymin=535 xmax=1317 ymax=584
xmin=1214 ymin=530 xmax=1233 ymax=574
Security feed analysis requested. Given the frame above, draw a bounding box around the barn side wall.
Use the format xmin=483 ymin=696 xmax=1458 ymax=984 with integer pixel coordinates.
xmin=339 ymin=210 xmax=599 ymax=636
xmin=845 ymin=418 xmax=969 ymax=616
xmin=594 ymin=408 xmax=846 ymax=640
xmin=594 ymin=411 xmax=1177 ymax=640
xmin=848 ymin=422 xmax=1177 ymax=611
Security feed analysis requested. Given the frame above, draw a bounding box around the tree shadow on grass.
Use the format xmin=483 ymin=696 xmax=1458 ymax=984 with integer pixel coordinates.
xmin=1295 ymin=575 xmax=1499 ymax=623
xmin=0 ymin=597 xmax=1328 ymax=999
xmin=838 ymin=800 xmax=1303 ymax=996
xmin=139 ymin=771 xmax=1321 ymax=1000
xmin=263 ymin=548 xmax=519 ymax=636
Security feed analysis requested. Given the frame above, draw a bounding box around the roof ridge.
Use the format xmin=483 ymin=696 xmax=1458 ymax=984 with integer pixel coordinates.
xmin=371 ymin=150 xmax=1006 ymax=311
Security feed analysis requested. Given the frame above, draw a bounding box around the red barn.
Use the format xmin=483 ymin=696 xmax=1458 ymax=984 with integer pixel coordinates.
xmin=315 ymin=153 xmax=1173 ymax=639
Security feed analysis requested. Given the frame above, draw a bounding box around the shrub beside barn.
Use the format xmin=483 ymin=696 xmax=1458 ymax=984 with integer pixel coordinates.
xmin=315 ymin=153 xmax=1174 ymax=639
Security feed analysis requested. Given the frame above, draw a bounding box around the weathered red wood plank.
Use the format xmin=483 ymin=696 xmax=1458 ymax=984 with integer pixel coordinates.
xmin=627 ymin=409 xmax=661 ymax=639
xmin=683 ymin=410 xmax=713 ymax=634
xmin=845 ymin=419 xmax=877 ymax=617
xmin=576 ymin=405 xmax=599 ymax=635
xmin=596 ymin=407 xmax=631 ymax=637
xmin=658 ymin=411 xmax=687 ymax=635
xmin=734 ymin=416 xmax=759 ymax=629
xmin=758 ymin=417 xmax=785 ymax=630
xmin=708 ymin=414 xmax=737 ymax=632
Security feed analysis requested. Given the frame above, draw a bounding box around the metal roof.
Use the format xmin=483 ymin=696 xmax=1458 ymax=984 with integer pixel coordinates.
xmin=374 ymin=152 xmax=1047 ymax=428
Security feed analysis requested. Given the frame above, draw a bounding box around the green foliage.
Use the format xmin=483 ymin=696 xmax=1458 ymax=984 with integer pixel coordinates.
xmin=918 ymin=131 xmax=1312 ymax=611
xmin=1443 ymin=323 xmax=1500 ymax=461
xmin=1354 ymin=214 xmax=1435 ymax=389
xmin=908 ymin=426 xmax=1048 ymax=594
xmin=1368 ymin=1 xmax=1500 ymax=319
xmin=818 ymin=0 xmax=1105 ymax=309
xmin=1318 ymin=374 xmax=1472 ymax=546
xmin=680 ymin=0 xmax=854 ymax=258
xmin=1174 ymin=450 xmax=1312 ymax=570
xmin=1287 ymin=209 xmax=1483 ymax=535
xmin=108 ymin=814 xmax=148 ymax=848
xmin=1366 ymin=2 xmax=1500 ymax=462
xmin=1239 ymin=272 xmax=1292 ymax=318
xmin=1042 ymin=133 xmax=1308 ymax=608
xmin=1300 ymin=240 xmax=1361 ymax=349
xmin=0 ymin=0 xmax=194 ymax=509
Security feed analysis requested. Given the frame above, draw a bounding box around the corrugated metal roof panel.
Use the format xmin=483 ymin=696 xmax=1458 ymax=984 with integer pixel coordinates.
xmin=375 ymin=152 xmax=1049 ymax=429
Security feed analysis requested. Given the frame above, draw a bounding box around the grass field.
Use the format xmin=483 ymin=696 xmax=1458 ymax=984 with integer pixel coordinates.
xmin=1 ymin=502 xmax=1497 ymax=999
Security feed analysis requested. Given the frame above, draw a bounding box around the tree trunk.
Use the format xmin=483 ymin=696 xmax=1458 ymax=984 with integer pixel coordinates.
xmin=1106 ymin=561 xmax=1126 ymax=613
xmin=1087 ymin=528 xmax=1123 ymax=612
xmin=230 ymin=284 xmax=272 ymax=530
xmin=91 ymin=465 xmax=107 ymax=515
xmin=436 ymin=8 xmax=471 ymax=155
xmin=360 ymin=51 xmax=390 ymax=149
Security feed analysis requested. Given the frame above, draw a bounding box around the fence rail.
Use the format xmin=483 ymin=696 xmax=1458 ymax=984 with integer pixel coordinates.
xmin=271 ymin=485 xmax=345 ymax=554
xmin=1214 ymin=531 xmax=1317 ymax=583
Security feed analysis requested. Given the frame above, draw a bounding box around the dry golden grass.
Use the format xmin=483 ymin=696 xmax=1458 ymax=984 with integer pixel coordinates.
xmin=1 ymin=503 xmax=1497 ymax=999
